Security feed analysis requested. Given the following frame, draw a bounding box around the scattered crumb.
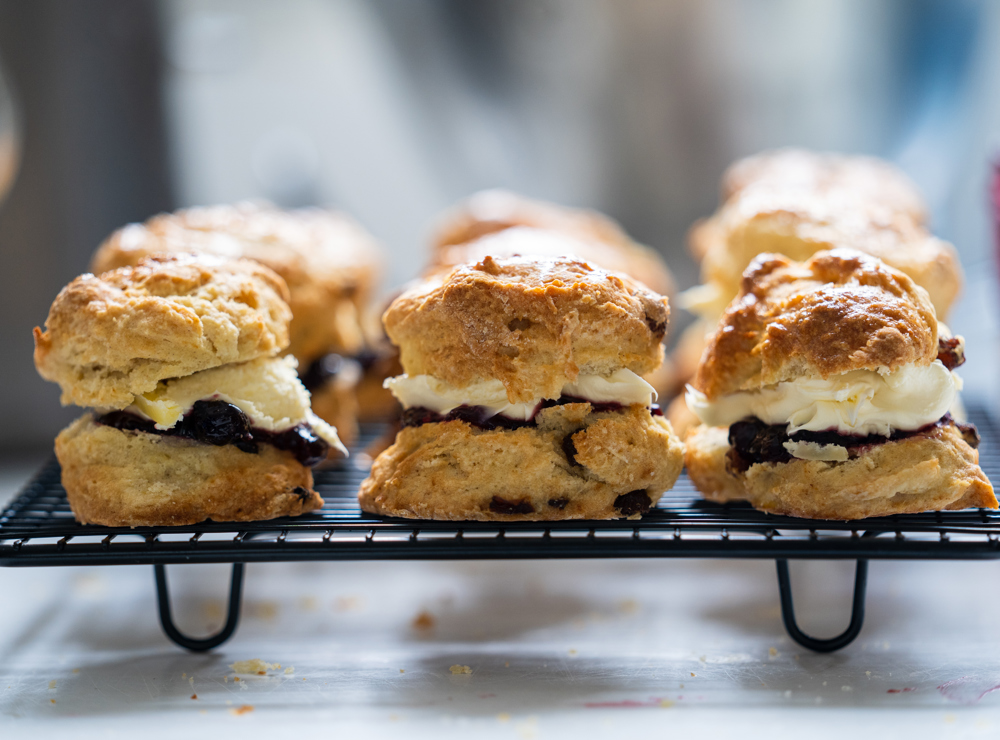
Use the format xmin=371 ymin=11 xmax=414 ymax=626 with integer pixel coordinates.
xmin=249 ymin=600 xmax=279 ymax=621
xmin=412 ymin=611 xmax=435 ymax=630
xmin=618 ymin=599 xmax=639 ymax=614
xmin=497 ymin=713 xmax=511 ymax=723
xmin=71 ymin=669 xmax=80 ymax=674
xmin=659 ymin=699 xmax=674 ymax=708
xmin=284 ymin=666 xmax=294 ymax=675
xmin=224 ymin=676 xmax=228 ymax=683
xmin=335 ymin=596 xmax=363 ymax=612
xmin=230 ymin=705 xmax=254 ymax=716
xmin=690 ymin=672 xmax=696 ymax=677
xmin=679 ymin=683 xmax=684 ymax=689
xmin=866 ymin=671 xmax=872 ymax=678
xmin=769 ymin=647 xmax=778 ymax=658
xmin=230 ymin=659 xmax=281 ymax=675
xmin=449 ymin=665 xmax=472 ymax=675
xmin=234 ymin=677 xmax=240 ymax=682
xmin=50 ymin=699 xmax=55 ymax=705
xmin=505 ymin=662 xmax=510 ymax=668
xmin=399 ymin=669 xmax=405 ymax=674
xmin=698 ymin=656 xmax=706 ymax=663
xmin=568 ymin=649 xmax=578 ymax=656
xmin=190 ymin=694 xmax=198 ymax=700
xmin=181 ymin=673 xmax=187 ymax=679
xmin=48 ymin=680 xmax=56 ymax=689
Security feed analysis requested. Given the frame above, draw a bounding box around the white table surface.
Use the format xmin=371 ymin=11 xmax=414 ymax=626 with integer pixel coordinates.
xmin=3 ymin=454 xmax=1000 ymax=738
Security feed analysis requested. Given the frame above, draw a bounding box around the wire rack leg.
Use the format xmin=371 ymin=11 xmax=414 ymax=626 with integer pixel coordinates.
xmin=775 ymin=559 xmax=868 ymax=653
xmin=154 ymin=563 xmax=244 ymax=652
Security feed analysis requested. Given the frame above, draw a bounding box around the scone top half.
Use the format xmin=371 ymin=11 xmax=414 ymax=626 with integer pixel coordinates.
xmin=34 ymin=253 xmax=345 ymax=460
xmin=687 ymin=249 xmax=964 ymax=458
xmin=91 ymin=202 xmax=383 ymax=364
xmin=384 ymin=254 xmax=669 ymax=418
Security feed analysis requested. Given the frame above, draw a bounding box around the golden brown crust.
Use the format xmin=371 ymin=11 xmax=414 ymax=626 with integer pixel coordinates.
xmin=385 ymin=255 xmax=669 ymax=403
xmin=359 ymin=404 xmax=684 ymax=521
xmin=684 ymin=422 xmax=996 ymax=520
xmin=693 ymin=249 xmax=938 ymax=400
xmin=56 ymin=414 xmax=322 ymax=527
xmin=34 ymin=253 xmax=292 ymax=409
xmin=720 ymin=148 xmax=928 ymax=223
xmin=91 ymin=202 xmax=382 ymax=363
xmin=696 ymin=183 xmax=961 ymax=320
xmin=431 ymin=190 xmax=674 ymax=296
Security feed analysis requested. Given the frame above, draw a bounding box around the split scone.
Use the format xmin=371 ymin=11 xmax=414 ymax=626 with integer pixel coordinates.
xmin=91 ymin=201 xmax=383 ymax=444
xmin=34 ymin=253 xmax=346 ymax=527
xmin=359 ymin=255 xmax=685 ymax=521
xmin=683 ymin=249 xmax=995 ymax=520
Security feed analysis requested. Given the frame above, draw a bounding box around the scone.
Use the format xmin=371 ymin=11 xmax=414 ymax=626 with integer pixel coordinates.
xmin=359 ymin=255 xmax=685 ymax=521
xmin=91 ymin=201 xmax=383 ymax=444
xmin=431 ymin=190 xmax=675 ymax=297
xmin=683 ymin=249 xmax=995 ymax=520
xmin=681 ymin=151 xmax=960 ymax=321
xmin=34 ymin=253 xmax=346 ymax=527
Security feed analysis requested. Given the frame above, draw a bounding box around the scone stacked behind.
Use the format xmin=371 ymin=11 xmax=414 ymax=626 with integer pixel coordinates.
xmin=669 ymin=149 xmax=962 ymax=437
xmin=684 ymin=249 xmax=995 ymax=520
xmin=360 ymin=255 xmax=685 ymax=521
xmin=34 ymin=254 xmax=346 ymax=527
xmin=91 ymin=202 xmax=383 ymax=443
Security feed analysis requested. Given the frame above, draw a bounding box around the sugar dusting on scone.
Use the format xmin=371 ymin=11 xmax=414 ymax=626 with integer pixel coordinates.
xmin=34 ymin=253 xmax=345 ymax=527
xmin=683 ymin=248 xmax=995 ymax=520
xmin=359 ymin=254 xmax=684 ymax=521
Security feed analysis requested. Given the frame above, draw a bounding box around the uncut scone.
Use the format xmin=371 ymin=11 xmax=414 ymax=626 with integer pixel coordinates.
xmin=34 ymin=253 xmax=346 ymax=527
xmin=683 ymin=248 xmax=995 ymax=520
xmin=91 ymin=202 xmax=383 ymax=444
xmin=359 ymin=255 xmax=685 ymax=521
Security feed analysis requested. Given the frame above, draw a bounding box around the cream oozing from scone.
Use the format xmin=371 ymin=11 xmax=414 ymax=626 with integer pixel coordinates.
xmin=385 ymin=368 xmax=657 ymax=420
xmin=115 ymin=356 xmax=346 ymax=454
xmin=686 ymin=360 xmax=960 ymax=440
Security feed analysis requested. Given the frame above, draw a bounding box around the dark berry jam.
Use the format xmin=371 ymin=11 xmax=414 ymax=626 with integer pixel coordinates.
xmin=727 ymin=414 xmax=963 ymax=472
xmin=399 ymin=395 xmax=630 ymax=431
xmin=96 ymin=400 xmax=330 ymax=466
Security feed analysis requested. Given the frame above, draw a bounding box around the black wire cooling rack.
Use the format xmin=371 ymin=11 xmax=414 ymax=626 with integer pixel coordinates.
xmin=2 ymin=408 xmax=999 ymax=653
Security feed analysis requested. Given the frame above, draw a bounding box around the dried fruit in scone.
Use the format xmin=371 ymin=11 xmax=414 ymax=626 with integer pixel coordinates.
xmin=361 ymin=255 xmax=685 ymax=521
xmin=683 ymin=248 xmax=995 ymax=520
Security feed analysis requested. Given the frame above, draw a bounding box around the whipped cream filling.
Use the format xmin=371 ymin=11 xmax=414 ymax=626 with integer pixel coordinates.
xmin=686 ymin=360 xmax=961 ymax=438
xmin=114 ymin=356 xmax=347 ymax=455
xmin=384 ymin=368 xmax=657 ymax=420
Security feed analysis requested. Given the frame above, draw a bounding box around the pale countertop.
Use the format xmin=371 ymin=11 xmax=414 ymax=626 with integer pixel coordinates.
xmin=3 ymin=277 xmax=1000 ymax=737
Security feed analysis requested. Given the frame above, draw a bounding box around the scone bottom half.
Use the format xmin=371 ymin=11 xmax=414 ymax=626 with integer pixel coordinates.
xmin=361 ymin=254 xmax=685 ymax=521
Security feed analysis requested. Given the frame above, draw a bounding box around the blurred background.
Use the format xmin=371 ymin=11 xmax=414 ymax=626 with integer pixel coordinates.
xmin=0 ymin=0 xmax=998 ymax=453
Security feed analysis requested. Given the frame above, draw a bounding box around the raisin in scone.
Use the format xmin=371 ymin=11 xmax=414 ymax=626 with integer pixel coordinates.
xmin=34 ymin=254 xmax=346 ymax=527
xmin=683 ymin=248 xmax=994 ymax=520
xmin=359 ymin=255 xmax=684 ymax=521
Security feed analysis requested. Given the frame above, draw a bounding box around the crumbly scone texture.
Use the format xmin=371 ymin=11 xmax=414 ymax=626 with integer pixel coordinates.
xmin=56 ymin=414 xmax=322 ymax=527
xmin=720 ymin=148 xmax=928 ymax=222
xmin=91 ymin=202 xmax=382 ymax=362
xmin=34 ymin=253 xmax=292 ymax=409
xmin=385 ymin=255 xmax=669 ymax=403
xmin=432 ymin=190 xmax=675 ymax=296
xmin=695 ymin=183 xmax=961 ymax=320
xmin=693 ymin=249 xmax=938 ymax=400
xmin=684 ymin=422 xmax=996 ymax=520
xmin=359 ymin=403 xmax=684 ymax=521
